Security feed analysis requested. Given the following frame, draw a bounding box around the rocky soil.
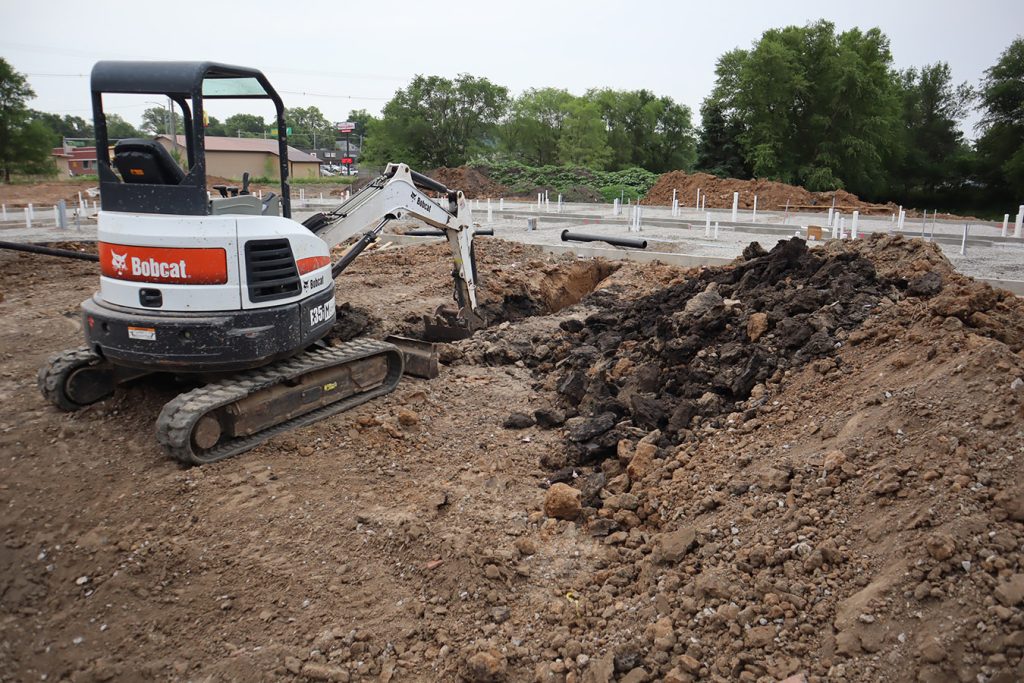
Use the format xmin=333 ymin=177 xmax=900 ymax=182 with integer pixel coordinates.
xmin=1 ymin=234 xmax=1021 ymax=682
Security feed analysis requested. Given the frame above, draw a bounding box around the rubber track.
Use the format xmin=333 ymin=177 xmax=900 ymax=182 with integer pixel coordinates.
xmin=155 ymin=338 xmax=403 ymax=465
xmin=37 ymin=346 xmax=108 ymax=412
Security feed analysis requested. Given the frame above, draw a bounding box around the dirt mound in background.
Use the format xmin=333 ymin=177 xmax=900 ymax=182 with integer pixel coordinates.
xmin=427 ymin=166 xmax=510 ymax=199
xmin=642 ymin=170 xmax=898 ymax=215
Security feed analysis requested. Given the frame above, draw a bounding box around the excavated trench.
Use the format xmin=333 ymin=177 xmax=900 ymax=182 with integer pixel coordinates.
xmin=477 ymin=259 xmax=620 ymax=323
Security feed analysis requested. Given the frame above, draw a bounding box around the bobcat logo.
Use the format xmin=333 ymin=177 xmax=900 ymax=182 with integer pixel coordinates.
xmin=110 ymin=250 xmax=127 ymax=274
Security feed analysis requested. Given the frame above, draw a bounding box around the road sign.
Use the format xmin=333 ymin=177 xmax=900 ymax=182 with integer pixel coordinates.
xmin=336 ymin=121 xmax=356 ymax=133
xmin=341 ymin=157 xmax=354 ymax=165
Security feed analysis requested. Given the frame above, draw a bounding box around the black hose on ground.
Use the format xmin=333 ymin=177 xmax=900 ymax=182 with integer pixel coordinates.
xmin=0 ymin=240 xmax=99 ymax=262
xmin=560 ymin=230 xmax=647 ymax=249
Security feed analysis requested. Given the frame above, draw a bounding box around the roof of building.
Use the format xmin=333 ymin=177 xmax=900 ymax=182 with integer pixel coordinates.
xmin=51 ymin=146 xmax=98 ymax=160
xmin=158 ymin=135 xmax=321 ymax=163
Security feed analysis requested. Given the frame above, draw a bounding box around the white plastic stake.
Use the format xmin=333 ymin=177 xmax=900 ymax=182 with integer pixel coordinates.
xmin=713 ymin=221 xmax=719 ymax=239
xmin=731 ymin=192 xmax=738 ymax=222
xmin=704 ymin=213 xmax=711 ymax=237
xmin=557 ymin=194 xmax=563 ymax=213
xmin=700 ymin=196 xmax=705 ymax=210
xmin=960 ymin=223 xmax=968 ymax=255
xmin=827 ymin=207 xmax=834 ymax=228
xmin=851 ymin=210 xmax=859 ymax=239
xmin=1002 ymin=213 xmax=1009 ymax=237
xmin=838 ymin=216 xmax=845 ymax=239
xmin=499 ymin=198 xmax=504 ymax=211
xmin=671 ymin=198 xmax=678 ymax=217
xmin=537 ymin=193 xmax=542 ymax=211
xmin=1015 ymin=205 xmax=1024 ymax=238
xmin=28 ymin=203 xmax=34 ymax=219
xmin=1 ymin=204 xmax=5 ymax=220
xmin=613 ymin=198 xmax=620 ymax=216
xmin=752 ymin=195 xmax=758 ymax=222
xmin=258 ymin=190 xmax=263 ymax=199
xmin=78 ymin=192 xmax=83 ymax=209
xmin=487 ymin=198 xmax=493 ymax=222
xmin=696 ymin=188 xmax=701 ymax=209
xmin=24 ymin=207 xmax=31 ymax=229
xmin=672 ymin=188 xmax=677 ymax=207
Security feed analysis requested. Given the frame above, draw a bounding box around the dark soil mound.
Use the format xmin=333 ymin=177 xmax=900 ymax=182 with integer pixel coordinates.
xmin=549 ymin=237 xmax=903 ymax=462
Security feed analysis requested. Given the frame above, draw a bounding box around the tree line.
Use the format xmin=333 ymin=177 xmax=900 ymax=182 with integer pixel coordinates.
xmin=1 ymin=21 xmax=1021 ymax=212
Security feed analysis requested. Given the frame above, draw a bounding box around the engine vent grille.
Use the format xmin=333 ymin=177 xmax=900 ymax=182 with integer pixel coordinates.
xmin=244 ymin=239 xmax=300 ymax=303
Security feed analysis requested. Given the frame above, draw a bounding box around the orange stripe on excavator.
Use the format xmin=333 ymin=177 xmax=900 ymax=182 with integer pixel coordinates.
xmin=296 ymin=255 xmax=331 ymax=274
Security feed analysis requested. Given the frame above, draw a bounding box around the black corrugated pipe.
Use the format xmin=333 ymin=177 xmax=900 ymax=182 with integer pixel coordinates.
xmin=560 ymin=230 xmax=647 ymax=249
xmin=0 ymin=241 xmax=99 ymax=262
xmin=404 ymin=228 xmax=494 ymax=237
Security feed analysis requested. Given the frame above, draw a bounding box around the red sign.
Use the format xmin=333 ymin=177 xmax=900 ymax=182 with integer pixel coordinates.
xmin=336 ymin=122 xmax=355 ymax=133
xmin=99 ymin=242 xmax=228 ymax=285
xmin=341 ymin=157 xmax=354 ymax=165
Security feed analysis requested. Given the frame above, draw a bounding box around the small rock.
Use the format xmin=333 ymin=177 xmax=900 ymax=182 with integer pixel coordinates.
xmin=465 ymin=649 xmax=507 ymax=683
xmin=747 ymin=312 xmax=769 ymax=342
xmin=534 ymin=408 xmax=566 ymax=428
xmin=626 ymin=441 xmax=658 ymax=481
xmin=284 ymin=656 xmax=303 ymax=674
xmin=676 ymin=654 xmax=701 ymax=673
xmin=745 ymin=625 xmax=775 ymax=648
xmin=919 ymin=639 xmax=946 ymax=663
xmin=656 ymin=527 xmax=697 ymax=563
xmin=503 ymin=412 xmax=534 ymax=429
xmin=301 ymin=662 xmax=351 ymax=682
xmin=514 ymin=538 xmax=537 ymax=556
xmin=567 ymin=412 xmax=617 ymax=442
xmin=907 ymin=271 xmax=943 ymax=297
xmin=298 ymin=445 xmax=315 ymax=457
xmin=822 ymin=449 xmax=846 ymax=472
xmin=924 ymin=532 xmax=956 ymax=561
xmin=994 ymin=574 xmax=1024 ymax=607
xmin=543 ymin=483 xmax=581 ymax=521
xmin=397 ymin=409 xmax=419 ymax=427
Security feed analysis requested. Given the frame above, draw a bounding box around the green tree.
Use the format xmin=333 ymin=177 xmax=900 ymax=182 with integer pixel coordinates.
xmin=285 ymin=105 xmax=334 ymax=149
xmin=140 ymin=105 xmax=182 ymax=135
xmin=345 ymin=109 xmax=377 ymax=138
xmin=557 ymin=99 xmax=612 ymax=168
xmin=362 ymin=74 xmax=509 ymax=168
xmin=104 ymin=113 xmax=141 ymax=139
xmin=502 ymin=88 xmax=576 ymax=166
xmin=0 ymin=58 xmax=54 ymax=182
xmin=890 ymin=63 xmax=974 ymax=197
xmin=697 ymin=49 xmax=750 ymax=177
xmin=585 ymin=88 xmax=696 ymax=172
xmin=224 ymin=113 xmax=266 ymax=137
xmin=976 ymin=37 xmax=1024 ymax=202
xmin=205 ymin=114 xmax=228 ymax=137
xmin=29 ymin=111 xmax=93 ymax=146
xmin=703 ymin=21 xmax=902 ymax=196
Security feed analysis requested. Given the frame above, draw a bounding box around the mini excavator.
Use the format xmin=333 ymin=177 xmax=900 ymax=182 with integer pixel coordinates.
xmin=36 ymin=61 xmax=483 ymax=464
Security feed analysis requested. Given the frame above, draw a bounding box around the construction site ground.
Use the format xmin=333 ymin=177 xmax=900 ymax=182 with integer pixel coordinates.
xmin=2 ymin=228 xmax=1024 ymax=681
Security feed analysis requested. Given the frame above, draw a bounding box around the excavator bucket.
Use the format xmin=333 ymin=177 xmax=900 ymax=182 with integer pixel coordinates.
xmin=384 ymin=335 xmax=440 ymax=379
xmin=422 ymin=305 xmax=483 ymax=342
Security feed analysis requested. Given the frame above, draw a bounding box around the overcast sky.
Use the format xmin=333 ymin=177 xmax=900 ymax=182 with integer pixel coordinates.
xmin=1 ymin=0 xmax=1021 ymax=138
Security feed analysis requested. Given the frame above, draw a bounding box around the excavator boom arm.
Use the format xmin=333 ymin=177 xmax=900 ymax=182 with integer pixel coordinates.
xmin=311 ymin=163 xmax=479 ymax=321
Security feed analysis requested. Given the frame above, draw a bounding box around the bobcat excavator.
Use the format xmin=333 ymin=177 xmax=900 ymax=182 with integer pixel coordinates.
xmin=35 ymin=61 xmax=483 ymax=465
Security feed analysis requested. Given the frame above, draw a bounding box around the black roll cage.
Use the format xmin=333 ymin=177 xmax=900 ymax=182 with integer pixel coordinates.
xmin=91 ymin=60 xmax=292 ymax=218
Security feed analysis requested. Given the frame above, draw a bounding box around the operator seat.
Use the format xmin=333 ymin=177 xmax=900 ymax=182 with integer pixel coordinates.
xmin=113 ymin=139 xmax=186 ymax=185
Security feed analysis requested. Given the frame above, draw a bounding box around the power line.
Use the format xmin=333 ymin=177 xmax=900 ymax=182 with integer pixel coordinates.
xmin=279 ymin=90 xmax=389 ymax=101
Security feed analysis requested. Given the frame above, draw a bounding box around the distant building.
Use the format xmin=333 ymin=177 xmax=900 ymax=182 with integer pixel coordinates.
xmin=51 ymin=145 xmax=100 ymax=177
xmin=51 ymin=136 xmax=323 ymax=182
xmin=156 ymin=135 xmax=322 ymax=180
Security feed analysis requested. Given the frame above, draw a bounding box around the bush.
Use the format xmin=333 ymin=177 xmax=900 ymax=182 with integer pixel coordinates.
xmin=474 ymin=161 xmax=657 ymax=203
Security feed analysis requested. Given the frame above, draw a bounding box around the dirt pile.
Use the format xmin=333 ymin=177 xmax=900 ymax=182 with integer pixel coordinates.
xmin=427 ymin=166 xmax=511 ymax=199
xmin=642 ymin=170 xmax=897 ymax=215
xmin=464 ymin=234 xmax=1024 ymax=682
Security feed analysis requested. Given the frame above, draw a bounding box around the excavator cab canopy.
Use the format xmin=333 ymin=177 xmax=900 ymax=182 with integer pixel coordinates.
xmin=91 ymin=61 xmax=292 ymax=218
